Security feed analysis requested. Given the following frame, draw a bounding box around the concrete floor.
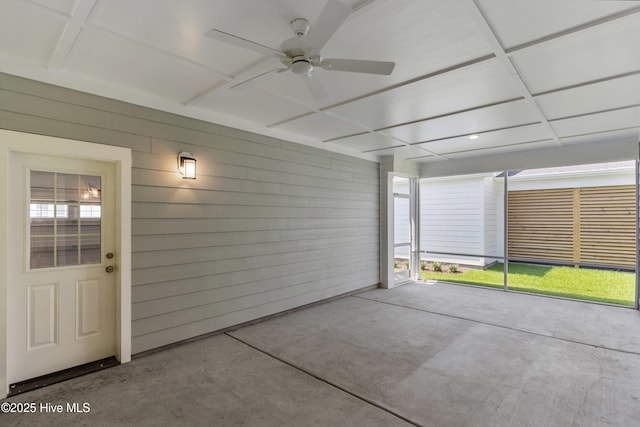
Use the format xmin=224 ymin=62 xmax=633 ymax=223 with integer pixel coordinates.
xmin=3 ymin=282 xmax=640 ymax=426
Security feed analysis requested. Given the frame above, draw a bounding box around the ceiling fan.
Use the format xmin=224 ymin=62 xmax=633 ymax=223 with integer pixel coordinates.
xmin=205 ymin=0 xmax=395 ymax=99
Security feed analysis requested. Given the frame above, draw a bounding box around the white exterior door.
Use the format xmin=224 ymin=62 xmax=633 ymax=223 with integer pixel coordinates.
xmin=7 ymin=153 xmax=117 ymax=384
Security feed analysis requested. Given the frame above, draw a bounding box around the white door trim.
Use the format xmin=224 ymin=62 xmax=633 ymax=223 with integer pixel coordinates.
xmin=0 ymin=129 xmax=132 ymax=397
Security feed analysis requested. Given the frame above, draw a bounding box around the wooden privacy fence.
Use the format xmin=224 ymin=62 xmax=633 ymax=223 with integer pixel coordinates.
xmin=508 ymin=185 xmax=636 ymax=268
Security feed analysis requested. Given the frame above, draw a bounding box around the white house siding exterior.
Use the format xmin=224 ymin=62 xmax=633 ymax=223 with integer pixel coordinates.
xmin=0 ymin=73 xmax=380 ymax=354
xmin=482 ymin=176 xmax=499 ymax=264
xmin=420 ymin=175 xmax=497 ymax=267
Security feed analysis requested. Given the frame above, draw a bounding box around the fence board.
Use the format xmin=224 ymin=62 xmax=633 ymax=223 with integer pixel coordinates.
xmin=508 ymin=185 xmax=636 ymax=268
xmin=579 ymin=185 xmax=636 ymax=266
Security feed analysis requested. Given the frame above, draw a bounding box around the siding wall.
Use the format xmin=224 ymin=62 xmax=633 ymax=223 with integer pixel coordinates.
xmin=0 ymin=73 xmax=380 ymax=353
xmin=482 ymin=177 xmax=498 ymax=260
xmin=420 ymin=176 xmax=489 ymax=266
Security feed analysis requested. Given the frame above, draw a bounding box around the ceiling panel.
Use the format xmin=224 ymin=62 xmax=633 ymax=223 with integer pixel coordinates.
xmin=478 ymin=0 xmax=639 ymax=49
xmin=65 ymin=26 xmax=221 ymax=102
xmin=511 ymin=14 xmax=640 ymax=94
xmin=328 ymin=133 xmax=404 ymax=152
xmin=409 ymin=155 xmax=444 ymax=163
xmin=535 ymin=73 xmax=640 ymax=120
xmin=550 ymin=106 xmax=640 ymax=138
xmin=251 ymin=0 xmax=494 ymax=107
xmin=195 ymin=87 xmax=311 ymax=126
xmin=327 ymin=0 xmax=494 ymax=77
xmin=30 ymin=0 xmax=77 ymax=15
xmin=253 ymin=67 xmax=394 ymax=110
xmin=363 ymin=145 xmax=435 ymax=159
xmin=414 ymin=123 xmax=553 ymax=155
xmin=382 ymin=99 xmax=538 ymax=144
xmin=0 ymin=0 xmax=66 ymax=66
xmin=325 ymin=59 xmax=521 ymax=129
xmin=88 ymin=0 xmax=267 ymax=76
xmin=444 ymin=139 xmax=556 ymax=160
xmin=272 ymin=112 xmax=366 ymax=141
xmin=560 ymin=127 xmax=640 ymax=147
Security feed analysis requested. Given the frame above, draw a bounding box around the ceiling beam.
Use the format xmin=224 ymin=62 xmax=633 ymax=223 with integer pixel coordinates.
xmin=183 ymin=56 xmax=279 ymax=106
xmin=47 ymin=0 xmax=97 ymax=69
xmin=374 ymin=97 xmax=524 ymax=132
xmin=532 ymin=69 xmax=640 ymax=97
xmin=465 ymin=0 xmax=562 ymax=146
xmin=506 ymin=4 xmax=640 ymax=54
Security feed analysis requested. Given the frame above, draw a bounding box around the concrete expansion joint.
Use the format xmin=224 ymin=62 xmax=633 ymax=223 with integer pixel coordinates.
xmin=224 ymin=332 xmax=422 ymax=427
xmin=352 ymin=295 xmax=640 ymax=357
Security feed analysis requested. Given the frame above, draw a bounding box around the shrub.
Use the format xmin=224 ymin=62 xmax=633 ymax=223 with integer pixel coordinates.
xmin=431 ymin=261 xmax=443 ymax=272
xmin=420 ymin=261 xmax=427 ymax=271
xmin=449 ymin=264 xmax=459 ymax=273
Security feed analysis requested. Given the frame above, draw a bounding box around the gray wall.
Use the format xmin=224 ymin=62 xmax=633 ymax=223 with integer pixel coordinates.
xmin=0 ymin=73 xmax=380 ymax=353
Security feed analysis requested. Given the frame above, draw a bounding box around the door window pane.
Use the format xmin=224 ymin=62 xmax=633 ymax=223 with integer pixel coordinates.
xmin=56 ymin=173 xmax=79 ymax=203
xmin=80 ymin=235 xmax=101 ymax=264
xmin=29 ymin=170 xmax=102 ymax=269
xmin=56 ymin=234 xmax=79 ymax=267
xmin=30 ymin=236 xmax=55 ymax=269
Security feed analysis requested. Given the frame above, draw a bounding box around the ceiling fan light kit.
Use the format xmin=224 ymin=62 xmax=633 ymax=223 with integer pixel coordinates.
xmin=205 ymin=0 xmax=396 ymax=98
xmin=291 ymin=57 xmax=314 ymax=75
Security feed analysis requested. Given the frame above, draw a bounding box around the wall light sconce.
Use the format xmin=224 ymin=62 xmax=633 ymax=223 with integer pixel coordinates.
xmin=178 ymin=151 xmax=196 ymax=179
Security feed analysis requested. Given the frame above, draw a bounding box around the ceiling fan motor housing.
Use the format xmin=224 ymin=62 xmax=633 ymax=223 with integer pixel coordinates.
xmin=291 ymin=57 xmax=313 ymax=75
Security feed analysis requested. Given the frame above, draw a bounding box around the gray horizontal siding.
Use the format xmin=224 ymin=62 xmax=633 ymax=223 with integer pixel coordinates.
xmin=0 ymin=72 xmax=380 ymax=354
xmin=132 ymin=277 xmax=378 ymax=352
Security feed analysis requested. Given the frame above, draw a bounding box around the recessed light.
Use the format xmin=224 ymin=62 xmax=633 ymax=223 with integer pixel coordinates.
xmin=469 ymin=134 xmax=480 ymax=140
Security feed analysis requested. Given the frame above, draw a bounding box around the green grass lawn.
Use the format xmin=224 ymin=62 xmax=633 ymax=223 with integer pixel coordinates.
xmin=422 ymin=263 xmax=636 ymax=306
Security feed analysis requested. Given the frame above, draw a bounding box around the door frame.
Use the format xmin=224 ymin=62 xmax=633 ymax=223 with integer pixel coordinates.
xmin=0 ymin=129 xmax=132 ymax=397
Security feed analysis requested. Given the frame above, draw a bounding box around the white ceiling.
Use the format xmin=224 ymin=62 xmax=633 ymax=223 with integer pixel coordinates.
xmin=2 ymin=0 xmax=640 ymax=163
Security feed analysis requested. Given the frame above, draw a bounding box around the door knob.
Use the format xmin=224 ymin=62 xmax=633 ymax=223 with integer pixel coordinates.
xmin=106 ymin=252 xmax=114 ymax=259
xmin=105 ymin=265 xmax=115 ymax=273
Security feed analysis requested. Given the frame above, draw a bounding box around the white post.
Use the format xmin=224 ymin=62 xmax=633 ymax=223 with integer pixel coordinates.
xmin=380 ymin=168 xmax=395 ymax=288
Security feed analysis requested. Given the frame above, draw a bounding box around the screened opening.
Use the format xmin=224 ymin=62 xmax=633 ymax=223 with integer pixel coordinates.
xmin=417 ymin=160 xmax=637 ymax=307
xmin=419 ymin=172 xmax=505 ymax=290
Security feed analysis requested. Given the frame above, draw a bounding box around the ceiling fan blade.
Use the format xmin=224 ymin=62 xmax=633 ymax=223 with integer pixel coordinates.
xmin=319 ymin=58 xmax=395 ymax=75
xmin=205 ymin=29 xmax=286 ymax=59
xmin=303 ymin=73 xmax=328 ymax=99
xmin=229 ymin=67 xmax=289 ymax=90
xmin=305 ymin=0 xmax=352 ymax=52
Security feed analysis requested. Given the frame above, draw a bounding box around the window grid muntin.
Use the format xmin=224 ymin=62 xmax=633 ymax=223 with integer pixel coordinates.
xmin=29 ymin=171 xmax=102 ymax=269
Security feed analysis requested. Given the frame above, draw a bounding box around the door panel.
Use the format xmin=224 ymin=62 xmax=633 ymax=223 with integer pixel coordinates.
xmin=76 ymin=278 xmax=102 ymax=339
xmin=8 ymin=153 xmax=116 ymax=384
xmin=27 ymin=283 xmax=58 ymax=350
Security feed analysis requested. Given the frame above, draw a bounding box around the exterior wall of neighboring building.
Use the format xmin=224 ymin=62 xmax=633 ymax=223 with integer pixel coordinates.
xmin=419 ymin=174 xmax=497 ymax=267
xmin=482 ymin=176 xmax=499 ymax=264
